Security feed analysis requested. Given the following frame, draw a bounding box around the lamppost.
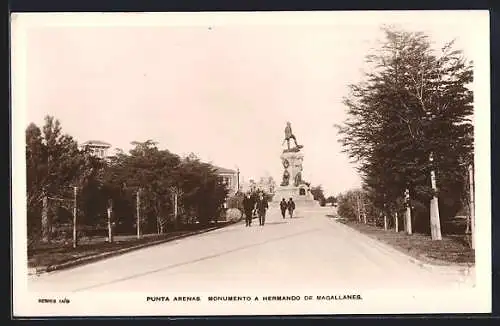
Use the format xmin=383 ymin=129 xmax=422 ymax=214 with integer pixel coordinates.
xmin=237 ymin=167 xmax=240 ymax=192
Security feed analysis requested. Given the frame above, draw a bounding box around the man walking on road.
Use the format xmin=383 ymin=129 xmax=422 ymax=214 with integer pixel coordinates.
xmin=257 ymin=193 xmax=269 ymax=226
xmin=280 ymin=198 xmax=288 ymax=219
xmin=243 ymin=193 xmax=254 ymax=227
xmin=287 ymin=198 xmax=295 ymax=218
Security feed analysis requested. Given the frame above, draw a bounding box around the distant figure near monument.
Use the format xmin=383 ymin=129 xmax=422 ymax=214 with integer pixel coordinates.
xmin=282 ymin=122 xmax=303 ymax=151
xmin=280 ymin=198 xmax=288 ymax=219
xmin=287 ymin=198 xmax=296 ymax=218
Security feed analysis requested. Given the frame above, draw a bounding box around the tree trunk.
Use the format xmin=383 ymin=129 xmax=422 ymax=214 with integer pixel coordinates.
xmin=429 ymin=153 xmax=442 ymax=240
xmin=395 ymin=212 xmax=399 ymax=232
xmin=383 ymin=214 xmax=388 ymax=231
xmin=41 ymin=194 xmax=50 ymax=243
xmin=405 ymin=188 xmax=412 ymax=235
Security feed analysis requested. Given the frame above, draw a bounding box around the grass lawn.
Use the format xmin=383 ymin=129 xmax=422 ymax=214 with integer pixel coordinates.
xmin=336 ymin=218 xmax=474 ymax=266
xmin=28 ymin=221 xmax=236 ymax=270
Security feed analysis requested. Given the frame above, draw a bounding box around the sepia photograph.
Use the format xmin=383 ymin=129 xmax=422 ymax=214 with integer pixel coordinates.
xmin=11 ymin=10 xmax=491 ymax=316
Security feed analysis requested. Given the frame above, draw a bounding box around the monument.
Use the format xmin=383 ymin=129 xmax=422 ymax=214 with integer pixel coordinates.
xmin=273 ymin=122 xmax=316 ymax=205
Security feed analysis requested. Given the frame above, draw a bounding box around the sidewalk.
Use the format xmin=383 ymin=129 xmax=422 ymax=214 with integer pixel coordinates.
xmin=336 ymin=218 xmax=475 ymax=271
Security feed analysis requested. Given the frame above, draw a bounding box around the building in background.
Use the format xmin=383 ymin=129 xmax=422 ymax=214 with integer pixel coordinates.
xmin=240 ymin=176 xmax=276 ymax=195
xmin=214 ymin=166 xmax=239 ymax=196
xmin=256 ymin=176 xmax=276 ymax=195
xmin=240 ymin=178 xmax=256 ymax=193
xmin=80 ymin=140 xmax=112 ymax=159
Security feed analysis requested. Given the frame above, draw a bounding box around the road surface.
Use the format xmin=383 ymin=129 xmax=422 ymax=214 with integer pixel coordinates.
xmin=28 ymin=205 xmax=475 ymax=293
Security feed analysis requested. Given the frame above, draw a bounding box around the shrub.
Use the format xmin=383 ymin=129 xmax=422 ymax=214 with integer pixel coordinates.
xmin=226 ymin=208 xmax=243 ymax=221
xmin=227 ymin=192 xmax=244 ymax=211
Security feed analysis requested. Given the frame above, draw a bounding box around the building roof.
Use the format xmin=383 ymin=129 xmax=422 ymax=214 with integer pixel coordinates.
xmin=213 ymin=165 xmax=237 ymax=174
xmin=81 ymin=140 xmax=112 ymax=147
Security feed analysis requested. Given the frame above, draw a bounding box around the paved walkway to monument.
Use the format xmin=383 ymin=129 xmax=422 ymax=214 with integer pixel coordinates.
xmin=28 ymin=206 xmax=474 ymax=293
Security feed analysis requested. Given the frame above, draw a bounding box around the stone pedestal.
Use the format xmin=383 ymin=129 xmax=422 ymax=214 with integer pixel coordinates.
xmin=273 ymin=186 xmax=315 ymax=203
xmin=273 ymin=149 xmax=317 ymax=206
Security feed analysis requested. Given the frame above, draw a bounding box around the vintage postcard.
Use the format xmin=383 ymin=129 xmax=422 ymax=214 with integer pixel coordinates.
xmin=11 ymin=11 xmax=491 ymax=316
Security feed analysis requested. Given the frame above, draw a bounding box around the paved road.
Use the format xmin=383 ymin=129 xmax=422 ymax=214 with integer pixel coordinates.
xmin=28 ymin=205 xmax=474 ymax=293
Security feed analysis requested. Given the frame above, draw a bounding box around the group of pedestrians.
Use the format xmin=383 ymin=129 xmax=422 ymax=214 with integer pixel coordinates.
xmin=242 ymin=192 xmax=296 ymax=227
xmin=280 ymin=198 xmax=296 ymax=219
xmin=243 ymin=192 xmax=269 ymax=227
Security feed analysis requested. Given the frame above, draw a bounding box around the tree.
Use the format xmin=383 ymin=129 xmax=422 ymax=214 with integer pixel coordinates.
xmin=104 ymin=140 xmax=182 ymax=233
xmin=337 ymin=26 xmax=473 ymax=239
xmin=26 ymin=116 xmax=87 ymax=243
xmin=26 ymin=123 xmax=46 ymax=242
xmin=311 ymin=185 xmax=326 ymax=206
xmin=27 ymin=116 xmax=234 ymax=241
xmin=78 ymin=157 xmax=107 ymax=227
xmin=326 ymin=196 xmax=337 ymax=206
xmin=337 ymin=190 xmax=358 ymax=221
xmin=178 ymin=154 xmax=228 ymax=226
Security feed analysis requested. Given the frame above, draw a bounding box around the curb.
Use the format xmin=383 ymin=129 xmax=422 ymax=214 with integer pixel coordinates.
xmin=29 ymin=220 xmax=241 ymax=276
xmin=335 ymin=220 xmax=475 ymax=275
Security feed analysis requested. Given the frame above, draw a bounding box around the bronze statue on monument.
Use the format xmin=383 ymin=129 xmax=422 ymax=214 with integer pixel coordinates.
xmin=282 ymin=121 xmax=303 ymax=152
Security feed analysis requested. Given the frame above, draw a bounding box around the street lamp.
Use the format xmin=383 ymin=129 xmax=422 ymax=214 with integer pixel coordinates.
xmin=237 ymin=167 xmax=240 ymax=192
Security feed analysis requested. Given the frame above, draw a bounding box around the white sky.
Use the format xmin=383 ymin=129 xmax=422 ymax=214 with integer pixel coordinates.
xmin=18 ymin=11 xmax=486 ymax=196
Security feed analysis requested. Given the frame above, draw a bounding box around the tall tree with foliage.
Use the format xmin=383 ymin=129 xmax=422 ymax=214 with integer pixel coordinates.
xmin=337 ymin=190 xmax=361 ymax=221
xmin=26 ymin=116 xmax=88 ymax=242
xmin=26 ymin=123 xmax=46 ymax=240
xmin=103 ymin=140 xmax=182 ymax=233
xmin=77 ymin=151 xmax=110 ymax=229
xmin=310 ymin=185 xmax=326 ymax=206
xmin=337 ymin=26 xmax=473 ymax=239
xmin=178 ymin=154 xmax=228 ymax=226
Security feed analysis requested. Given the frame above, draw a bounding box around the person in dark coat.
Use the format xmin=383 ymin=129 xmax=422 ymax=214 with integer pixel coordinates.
xmin=256 ymin=193 xmax=269 ymax=226
xmin=250 ymin=191 xmax=259 ymax=219
xmin=287 ymin=198 xmax=296 ymax=218
xmin=243 ymin=193 xmax=254 ymax=227
xmin=280 ymin=198 xmax=288 ymax=219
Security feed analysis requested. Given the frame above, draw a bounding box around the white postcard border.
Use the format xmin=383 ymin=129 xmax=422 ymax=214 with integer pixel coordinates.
xmin=11 ymin=11 xmax=492 ymax=316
